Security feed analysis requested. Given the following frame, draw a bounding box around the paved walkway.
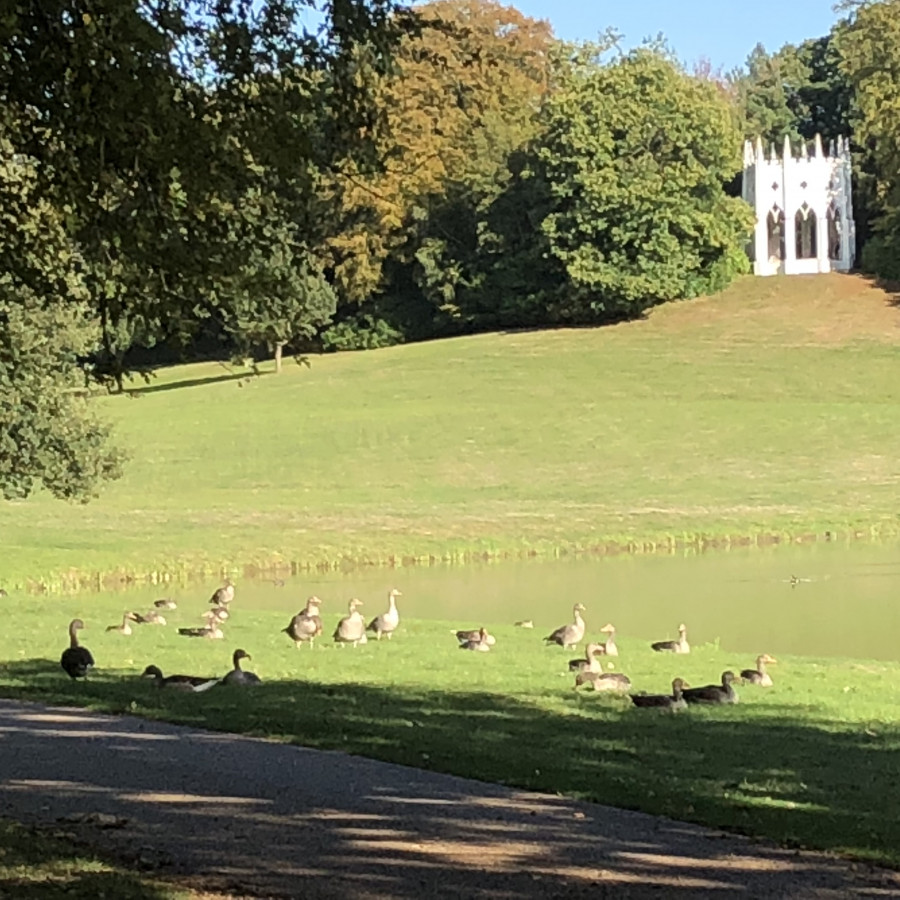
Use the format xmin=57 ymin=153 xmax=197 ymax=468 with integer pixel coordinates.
xmin=0 ymin=699 xmax=897 ymax=898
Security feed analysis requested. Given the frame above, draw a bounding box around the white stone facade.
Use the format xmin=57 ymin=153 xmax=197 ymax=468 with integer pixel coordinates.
xmin=742 ymin=135 xmax=854 ymax=276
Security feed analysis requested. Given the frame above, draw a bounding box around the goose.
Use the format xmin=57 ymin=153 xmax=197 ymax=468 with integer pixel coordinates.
xmin=178 ymin=611 xmax=224 ymax=639
xmin=141 ymin=664 xmax=219 ymax=692
xmin=682 ymin=671 xmax=739 ymax=705
xmin=154 ymin=598 xmax=177 ymax=610
xmin=574 ymin=671 xmax=631 ymax=693
xmin=595 ymin=623 xmax=619 ymax=657
xmin=60 ymin=619 xmax=94 ymax=679
xmin=221 ymin=649 xmax=261 ymax=686
xmin=630 ymin=678 xmax=688 ymax=710
xmin=209 ymin=579 xmax=235 ymax=606
xmin=514 ymin=620 xmax=534 ymax=629
xmin=367 ymin=588 xmax=401 ymax=641
xmin=334 ymin=599 xmax=367 ymax=647
xmin=106 ymin=612 xmax=139 ymax=635
xmin=741 ymin=654 xmax=777 ymax=687
xmin=544 ymin=603 xmax=586 ymax=649
xmin=133 ymin=609 xmax=167 ymax=625
xmin=458 ymin=627 xmax=492 ymax=651
xmin=650 ymin=623 xmax=690 ymax=654
xmin=454 ymin=627 xmax=496 ymax=646
xmin=208 ymin=605 xmax=230 ymax=622
xmin=568 ymin=642 xmax=604 ymax=674
xmin=283 ymin=596 xmax=323 ymax=649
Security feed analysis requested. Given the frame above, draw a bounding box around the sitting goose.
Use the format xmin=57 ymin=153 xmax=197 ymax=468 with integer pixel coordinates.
xmin=454 ymin=627 xmax=497 ymax=647
xmin=133 ymin=609 xmax=167 ymax=625
xmin=209 ymin=579 xmax=235 ymax=606
xmin=334 ymin=599 xmax=368 ymax=647
xmin=60 ymin=619 xmax=94 ymax=680
xmin=651 ymin=623 xmax=690 ymax=654
xmin=568 ymin=642 xmax=604 ymax=674
xmin=595 ymin=623 xmax=619 ymax=656
xmin=741 ymin=654 xmax=777 ymax=687
xmin=154 ymin=598 xmax=177 ymax=610
xmin=544 ymin=603 xmax=586 ymax=649
xmin=514 ymin=619 xmax=534 ymax=629
xmin=141 ymin=664 xmax=219 ymax=692
xmin=283 ymin=596 xmax=323 ymax=649
xmin=178 ymin=611 xmax=224 ymax=639
xmin=208 ymin=605 xmax=230 ymax=622
xmin=221 ymin=649 xmax=261 ymax=686
xmin=630 ymin=678 xmax=688 ymax=711
xmin=106 ymin=612 xmax=139 ymax=635
xmin=458 ymin=627 xmax=492 ymax=651
xmin=682 ymin=671 xmax=739 ymax=705
xmin=367 ymin=588 xmax=401 ymax=641
xmin=574 ymin=671 xmax=631 ymax=693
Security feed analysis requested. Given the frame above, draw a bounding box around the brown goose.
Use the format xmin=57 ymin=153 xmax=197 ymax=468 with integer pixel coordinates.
xmin=154 ymin=598 xmax=177 ymax=610
xmin=458 ymin=627 xmax=492 ymax=651
xmin=544 ymin=603 xmax=586 ymax=649
xmin=334 ymin=599 xmax=367 ymax=647
xmin=141 ymin=664 xmax=219 ymax=692
xmin=221 ymin=649 xmax=261 ymax=686
xmin=106 ymin=612 xmax=139 ymax=635
xmin=682 ymin=671 xmax=738 ymax=705
xmin=60 ymin=619 xmax=94 ymax=680
xmin=367 ymin=588 xmax=401 ymax=641
xmin=208 ymin=605 xmax=230 ymax=622
xmin=568 ymin=642 xmax=604 ymax=673
xmin=574 ymin=671 xmax=631 ymax=693
xmin=454 ymin=627 xmax=496 ymax=647
xmin=283 ymin=596 xmax=323 ymax=649
xmin=178 ymin=611 xmax=224 ymax=639
xmin=650 ymin=623 xmax=690 ymax=654
xmin=630 ymin=678 xmax=688 ymax=710
xmin=595 ymin=623 xmax=618 ymax=657
xmin=133 ymin=609 xmax=167 ymax=625
xmin=209 ymin=579 xmax=235 ymax=606
xmin=741 ymin=654 xmax=777 ymax=687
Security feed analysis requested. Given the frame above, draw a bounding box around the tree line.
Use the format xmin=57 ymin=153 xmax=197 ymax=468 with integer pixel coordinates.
xmin=2 ymin=0 xmax=899 ymax=501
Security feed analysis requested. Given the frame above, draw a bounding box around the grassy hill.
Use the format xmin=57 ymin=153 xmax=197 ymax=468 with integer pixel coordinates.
xmin=2 ymin=273 xmax=898 ymax=590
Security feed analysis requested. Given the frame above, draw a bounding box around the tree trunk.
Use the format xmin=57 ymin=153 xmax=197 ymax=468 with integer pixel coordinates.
xmin=274 ymin=341 xmax=285 ymax=374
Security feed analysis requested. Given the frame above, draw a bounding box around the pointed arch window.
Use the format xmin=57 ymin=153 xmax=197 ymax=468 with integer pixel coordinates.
xmin=795 ymin=204 xmax=817 ymax=259
xmin=767 ymin=207 xmax=785 ymax=262
xmin=827 ymin=204 xmax=842 ymax=260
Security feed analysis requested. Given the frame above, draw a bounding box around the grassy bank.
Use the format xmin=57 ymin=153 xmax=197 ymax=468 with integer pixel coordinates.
xmin=1 ymin=273 xmax=899 ymax=592
xmin=2 ymin=590 xmax=899 ymax=868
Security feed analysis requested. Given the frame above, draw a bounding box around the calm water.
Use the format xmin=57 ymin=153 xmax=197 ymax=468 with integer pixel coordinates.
xmin=84 ymin=539 xmax=900 ymax=661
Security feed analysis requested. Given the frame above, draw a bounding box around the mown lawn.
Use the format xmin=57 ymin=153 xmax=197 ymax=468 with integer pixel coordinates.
xmin=0 ymin=273 xmax=898 ymax=591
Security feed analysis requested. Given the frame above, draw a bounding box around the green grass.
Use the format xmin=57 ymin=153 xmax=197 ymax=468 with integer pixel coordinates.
xmin=0 ymin=818 xmax=200 ymax=899
xmin=1 ymin=273 xmax=899 ymax=591
xmin=2 ymin=595 xmax=900 ymax=868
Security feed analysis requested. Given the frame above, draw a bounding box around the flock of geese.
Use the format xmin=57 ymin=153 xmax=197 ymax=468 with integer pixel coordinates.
xmin=59 ymin=585 xmax=778 ymax=708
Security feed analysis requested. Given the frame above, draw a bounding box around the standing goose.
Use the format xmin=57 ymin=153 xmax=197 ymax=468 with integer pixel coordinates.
xmin=568 ymin=642 xmax=604 ymax=674
xmin=574 ymin=671 xmax=632 ymax=693
xmin=458 ymin=627 xmax=492 ymax=651
xmin=682 ymin=671 xmax=739 ymax=705
xmin=334 ymin=599 xmax=367 ymax=647
xmin=454 ymin=627 xmax=496 ymax=647
xmin=106 ymin=612 xmax=139 ymax=635
xmin=367 ymin=589 xmax=401 ymax=641
xmin=741 ymin=654 xmax=777 ymax=687
xmin=60 ymin=619 xmax=94 ymax=680
xmin=544 ymin=603 xmax=586 ymax=649
xmin=141 ymin=664 xmax=219 ymax=692
xmin=283 ymin=596 xmax=323 ymax=649
xmin=209 ymin=579 xmax=235 ymax=606
xmin=630 ymin=678 xmax=688 ymax=711
xmin=651 ymin=623 xmax=690 ymax=654
xmin=221 ymin=649 xmax=261 ymax=686
xmin=595 ymin=623 xmax=619 ymax=657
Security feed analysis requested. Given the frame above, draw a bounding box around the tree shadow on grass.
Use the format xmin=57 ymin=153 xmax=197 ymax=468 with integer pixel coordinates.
xmin=0 ymin=659 xmax=899 ymax=898
xmin=126 ymin=369 xmax=267 ymax=396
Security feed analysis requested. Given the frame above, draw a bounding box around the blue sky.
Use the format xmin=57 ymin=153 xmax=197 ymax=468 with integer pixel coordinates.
xmin=502 ymin=1 xmax=844 ymax=72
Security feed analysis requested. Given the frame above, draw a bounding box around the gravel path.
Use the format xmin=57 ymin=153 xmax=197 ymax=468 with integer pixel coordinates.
xmin=0 ymin=698 xmax=897 ymax=899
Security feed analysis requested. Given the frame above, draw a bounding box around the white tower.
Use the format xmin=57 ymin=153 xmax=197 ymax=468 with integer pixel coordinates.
xmin=742 ymin=134 xmax=855 ymax=276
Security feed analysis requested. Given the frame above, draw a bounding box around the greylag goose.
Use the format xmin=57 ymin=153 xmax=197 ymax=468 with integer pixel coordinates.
xmin=221 ymin=649 xmax=261 ymax=686
xmin=630 ymin=678 xmax=688 ymax=710
xmin=154 ymin=598 xmax=177 ymax=610
xmin=141 ymin=664 xmax=219 ymax=692
xmin=544 ymin=603 xmax=586 ymax=649
xmin=60 ymin=619 xmax=94 ymax=679
xmin=106 ymin=612 xmax=139 ymax=635
xmin=741 ymin=654 xmax=777 ymax=687
xmin=595 ymin=623 xmax=618 ymax=656
xmin=568 ymin=642 xmax=604 ymax=674
xmin=208 ymin=605 xmax=230 ymax=622
xmin=651 ymin=623 xmax=690 ymax=654
xmin=334 ymin=599 xmax=367 ymax=647
xmin=283 ymin=596 xmax=323 ymax=649
xmin=178 ymin=611 xmax=224 ymax=639
xmin=574 ymin=671 xmax=631 ymax=693
xmin=209 ymin=579 xmax=235 ymax=606
xmin=133 ymin=609 xmax=167 ymax=625
xmin=682 ymin=671 xmax=738 ymax=705
xmin=454 ymin=627 xmax=496 ymax=646
xmin=458 ymin=627 xmax=492 ymax=651
xmin=514 ymin=620 xmax=534 ymax=628
xmin=367 ymin=589 xmax=401 ymax=641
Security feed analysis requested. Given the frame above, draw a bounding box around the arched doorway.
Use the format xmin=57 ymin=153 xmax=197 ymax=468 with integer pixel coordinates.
xmin=827 ymin=204 xmax=842 ymax=260
xmin=795 ymin=204 xmax=817 ymax=259
xmin=767 ymin=207 xmax=785 ymax=263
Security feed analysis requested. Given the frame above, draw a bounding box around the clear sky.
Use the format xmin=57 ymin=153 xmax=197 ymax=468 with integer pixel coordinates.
xmin=476 ymin=1 xmax=845 ymax=73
